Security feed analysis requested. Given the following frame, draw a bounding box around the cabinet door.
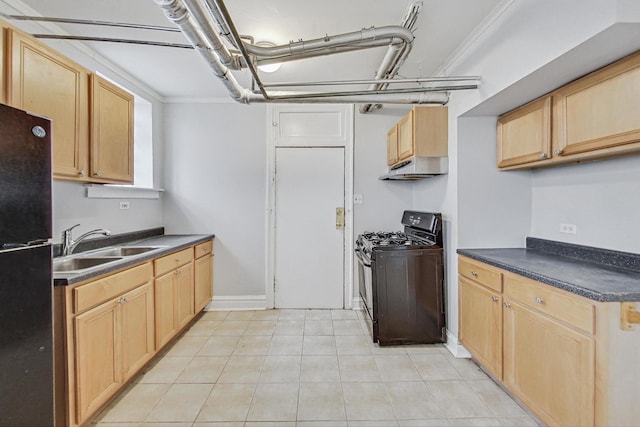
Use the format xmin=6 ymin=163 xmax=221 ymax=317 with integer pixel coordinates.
xmin=503 ymin=301 xmax=595 ymax=427
xmin=397 ymin=110 xmax=414 ymax=161
xmin=7 ymin=29 xmax=89 ymax=180
xmin=497 ymin=96 xmax=551 ymax=168
xmin=553 ymin=52 xmax=640 ymax=157
xmin=155 ymin=272 xmax=177 ymax=349
xmin=120 ymin=282 xmax=154 ymax=380
xmin=176 ymin=262 xmax=194 ymax=330
xmin=458 ymin=277 xmax=503 ymax=379
xmin=90 ymin=74 xmax=134 ymax=183
xmin=387 ymin=125 xmax=399 ymax=166
xmin=195 ymin=254 xmax=214 ymax=313
xmin=74 ymin=299 xmax=120 ymax=423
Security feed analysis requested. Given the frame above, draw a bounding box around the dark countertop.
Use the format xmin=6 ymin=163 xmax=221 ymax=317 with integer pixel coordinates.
xmin=54 ymin=234 xmax=215 ymax=286
xmin=457 ymin=246 xmax=640 ymax=302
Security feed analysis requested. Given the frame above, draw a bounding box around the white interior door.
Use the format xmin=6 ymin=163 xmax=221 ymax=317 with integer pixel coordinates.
xmin=274 ymin=147 xmax=345 ymax=308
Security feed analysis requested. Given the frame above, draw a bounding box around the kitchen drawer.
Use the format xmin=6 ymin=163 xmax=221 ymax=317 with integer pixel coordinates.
xmin=459 ymin=256 xmax=503 ymax=292
xmin=73 ymin=263 xmax=152 ymax=314
xmin=154 ymin=247 xmax=194 ymax=277
xmin=505 ymin=273 xmax=595 ymax=334
xmin=194 ymin=240 xmax=213 ymax=259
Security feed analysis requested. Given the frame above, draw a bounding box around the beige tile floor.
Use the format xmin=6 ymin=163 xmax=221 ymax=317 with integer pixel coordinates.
xmin=93 ymin=309 xmax=539 ymax=427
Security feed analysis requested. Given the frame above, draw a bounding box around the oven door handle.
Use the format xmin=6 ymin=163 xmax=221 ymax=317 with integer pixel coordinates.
xmin=355 ymin=249 xmax=371 ymax=267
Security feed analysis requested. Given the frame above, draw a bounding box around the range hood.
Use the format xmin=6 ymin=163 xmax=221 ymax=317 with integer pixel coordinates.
xmin=379 ymin=157 xmax=448 ymax=181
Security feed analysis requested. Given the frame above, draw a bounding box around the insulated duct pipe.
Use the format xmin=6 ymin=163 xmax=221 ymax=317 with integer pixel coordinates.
xmin=154 ymin=0 xmax=451 ymax=105
xmin=154 ymin=0 xmax=247 ymax=101
xmin=360 ymin=1 xmax=422 ymax=113
xmin=201 ymin=0 xmax=415 ymax=67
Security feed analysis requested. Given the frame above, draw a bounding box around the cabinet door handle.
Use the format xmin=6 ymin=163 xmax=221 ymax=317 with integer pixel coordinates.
xmin=471 ymin=271 xmax=478 ymax=277
xmin=554 ymin=149 xmax=563 ymax=155
xmin=117 ymin=298 xmax=123 ymax=304
xmin=491 ymin=296 xmax=499 ymax=302
xmin=539 ymin=153 xmax=547 ymax=159
xmin=504 ymin=302 xmax=511 ymax=308
xmin=94 ymin=171 xmax=101 ymax=177
xmin=78 ymin=170 xmax=85 ymax=177
xmin=535 ymin=297 xmax=544 ymax=304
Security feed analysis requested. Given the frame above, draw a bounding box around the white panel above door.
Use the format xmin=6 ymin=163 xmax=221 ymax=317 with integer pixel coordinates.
xmin=272 ymin=104 xmax=351 ymax=147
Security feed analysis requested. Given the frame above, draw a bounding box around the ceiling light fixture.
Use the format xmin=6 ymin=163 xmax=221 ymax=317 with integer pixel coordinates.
xmin=255 ymin=41 xmax=281 ymax=73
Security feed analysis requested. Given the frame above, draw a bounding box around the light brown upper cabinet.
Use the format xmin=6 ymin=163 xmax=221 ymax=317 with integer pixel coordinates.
xmin=553 ymin=51 xmax=640 ymax=157
xmin=498 ymin=50 xmax=640 ymax=170
xmin=4 ymin=24 xmax=135 ymax=184
xmin=6 ymin=27 xmax=90 ymax=180
xmin=90 ymin=74 xmax=134 ymax=183
xmin=386 ymin=125 xmax=399 ymax=166
xmin=387 ymin=106 xmax=448 ymax=168
xmin=497 ymin=96 xmax=551 ymax=168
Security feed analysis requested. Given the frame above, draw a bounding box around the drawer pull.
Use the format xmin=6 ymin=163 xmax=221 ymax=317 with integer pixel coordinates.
xmin=491 ymin=296 xmax=499 ymax=302
xmin=504 ymin=302 xmax=511 ymax=308
xmin=535 ymin=297 xmax=544 ymax=304
xmin=471 ymin=271 xmax=478 ymax=277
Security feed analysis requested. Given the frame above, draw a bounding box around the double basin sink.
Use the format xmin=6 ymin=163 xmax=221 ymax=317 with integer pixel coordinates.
xmin=54 ymin=246 xmax=166 ymax=273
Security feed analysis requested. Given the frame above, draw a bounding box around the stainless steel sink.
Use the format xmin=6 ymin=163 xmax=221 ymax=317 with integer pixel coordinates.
xmin=89 ymin=246 xmax=161 ymax=257
xmin=53 ymin=257 xmax=123 ymax=272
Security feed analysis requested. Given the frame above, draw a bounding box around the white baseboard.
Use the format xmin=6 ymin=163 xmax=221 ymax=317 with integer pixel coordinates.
xmin=205 ymin=295 xmax=267 ymax=311
xmin=444 ymin=330 xmax=472 ymax=358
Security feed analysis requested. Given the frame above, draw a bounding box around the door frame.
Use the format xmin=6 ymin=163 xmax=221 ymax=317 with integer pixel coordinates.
xmin=265 ymin=104 xmax=354 ymax=309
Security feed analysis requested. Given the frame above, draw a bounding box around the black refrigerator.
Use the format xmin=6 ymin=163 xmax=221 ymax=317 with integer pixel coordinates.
xmin=0 ymin=103 xmax=54 ymax=426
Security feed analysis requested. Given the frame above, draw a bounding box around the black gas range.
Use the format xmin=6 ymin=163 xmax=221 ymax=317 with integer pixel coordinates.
xmin=355 ymin=211 xmax=446 ymax=346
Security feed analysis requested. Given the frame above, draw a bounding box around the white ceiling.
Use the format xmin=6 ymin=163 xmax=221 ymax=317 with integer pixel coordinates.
xmin=0 ymin=0 xmax=504 ymax=100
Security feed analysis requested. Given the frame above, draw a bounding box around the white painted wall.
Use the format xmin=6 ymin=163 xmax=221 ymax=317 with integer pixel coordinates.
xmin=161 ymin=102 xmax=268 ymax=298
xmin=353 ymin=106 xmax=414 ymax=235
xmin=52 ymin=181 xmax=164 ymax=240
xmin=531 ymin=156 xmax=640 ymax=253
xmin=457 ymin=117 xmax=531 ymax=250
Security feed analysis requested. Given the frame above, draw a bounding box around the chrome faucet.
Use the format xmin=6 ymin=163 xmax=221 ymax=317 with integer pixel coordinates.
xmin=61 ymin=224 xmax=111 ymax=256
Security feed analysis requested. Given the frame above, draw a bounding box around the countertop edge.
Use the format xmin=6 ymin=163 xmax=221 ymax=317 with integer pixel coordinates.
xmin=54 ymin=234 xmax=215 ymax=286
xmin=457 ymin=249 xmax=640 ymax=302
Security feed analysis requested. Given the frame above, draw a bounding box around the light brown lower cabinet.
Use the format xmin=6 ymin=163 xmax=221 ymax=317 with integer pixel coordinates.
xmin=194 ymin=240 xmax=214 ymax=312
xmin=74 ymin=281 xmax=154 ymax=422
xmin=154 ymin=248 xmax=194 ymax=350
xmin=458 ymin=276 xmax=502 ymax=379
xmin=55 ymin=239 xmax=214 ymax=427
xmin=458 ymin=255 xmax=640 ymax=427
xmin=503 ymin=300 xmax=594 ymax=427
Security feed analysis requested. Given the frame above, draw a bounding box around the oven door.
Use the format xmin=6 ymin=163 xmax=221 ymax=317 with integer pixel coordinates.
xmin=355 ymin=249 xmax=373 ymax=326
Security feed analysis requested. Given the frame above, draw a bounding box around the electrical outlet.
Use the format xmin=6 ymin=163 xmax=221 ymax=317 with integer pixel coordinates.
xmin=560 ymin=223 xmax=577 ymax=234
xmin=119 ymin=201 xmax=130 ymax=210
xmin=353 ymin=194 xmax=363 ymax=204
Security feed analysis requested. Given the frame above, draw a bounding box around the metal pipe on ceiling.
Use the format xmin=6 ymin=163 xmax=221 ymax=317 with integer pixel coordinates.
xmin=33 ymin=34 xmax=193 ymax=49
xmin=261 ymin=76 xmax=481 ymax=88
xmin=360 ymin=1 xmax=422 ymax=113
xmin=0 ymin=13 xmax=181 ymax=32
xmin=153 ymin=0 xmax=459 ymax=106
